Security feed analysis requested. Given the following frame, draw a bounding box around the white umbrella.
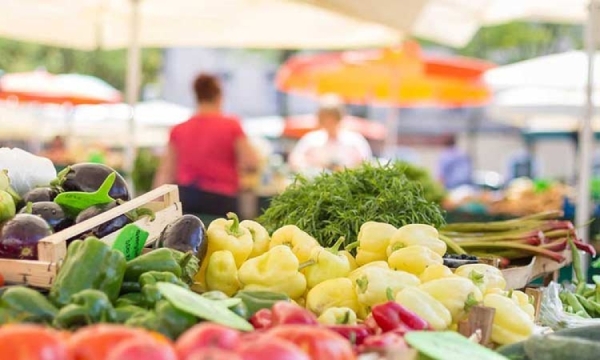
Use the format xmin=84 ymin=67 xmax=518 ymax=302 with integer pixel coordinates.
xmin=0 ymin=0 xmax=412 ymax=50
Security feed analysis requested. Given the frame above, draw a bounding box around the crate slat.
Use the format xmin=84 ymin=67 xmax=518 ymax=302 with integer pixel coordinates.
xmin=0 ymin=184 xmax=181 ymax=289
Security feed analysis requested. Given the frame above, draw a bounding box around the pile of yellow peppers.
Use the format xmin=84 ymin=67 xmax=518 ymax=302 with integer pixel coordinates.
xmin=195 ymin=214 xmax=536 ymax=346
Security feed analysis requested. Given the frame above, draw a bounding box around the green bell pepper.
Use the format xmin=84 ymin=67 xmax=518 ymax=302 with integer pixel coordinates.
xmin=116 ymin=292 xmax=145 ymax=307
xmin=124 ymin=249 xmax=193 ymax=283
xmin=125 ymin=300 xmax=197 ymax=340
xmin=202 ymin=291 xmax=248 ymax=319
xmin=115 ymin=304 xmax=146 ymax=324
xmin=139 ymin=271 xmax=188 ymax=308
xmin=233 ymin=290 xmax=290 ymax=318
xmin=53 ymin=289 xmax=117 ymax=330
xmin=49 ymin=237 xmax=126 ymax=307
xmin=0 ymin=286 xmax=58 ymax=324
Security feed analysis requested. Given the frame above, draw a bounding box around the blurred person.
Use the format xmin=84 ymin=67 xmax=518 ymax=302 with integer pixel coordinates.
xmin=438 ymin=136 xmax=473 ymax=190
xmin=153 ymin=73 xmax=259 ymax=217
xmin=288 ymin=95 xmax=372 ymax=174
xmin=506 ymin=140 xmax=539 ymax=181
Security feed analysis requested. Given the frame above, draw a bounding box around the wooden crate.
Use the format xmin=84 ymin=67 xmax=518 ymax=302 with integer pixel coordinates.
xmin=0 ymin=184 xmax=181 ymax=288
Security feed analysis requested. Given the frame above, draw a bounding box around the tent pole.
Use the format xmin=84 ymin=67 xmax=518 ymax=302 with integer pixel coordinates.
xmin=124 ymin=0 xmax=141 ymax=196
xmin=575 ymin=0 xmax=599 ymax=280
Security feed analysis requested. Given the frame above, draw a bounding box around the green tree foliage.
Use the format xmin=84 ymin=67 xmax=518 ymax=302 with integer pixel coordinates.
xmin=419 ymin=22 xmax=583 ymax=65
xmin=0 ymin=37 xmax=162 ymax=92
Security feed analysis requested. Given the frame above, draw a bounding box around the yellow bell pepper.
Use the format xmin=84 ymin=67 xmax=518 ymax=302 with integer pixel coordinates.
xmin=317 ymin=307 xmax=358 ymax=325
xmin=302 ymin=237 xmax=352 ymax=289
xmin=387 ymin=224 xmax=447 ymax=257
xmin=355 ymin=221 xmax=397 ymax=266
xmin=454 ymin=264 xmax=507 ymax=294
xmin=419 ymin=277 xmax=483 ymax=323
xmin=195 ymin=212 xmax=254 ymax=284
xmin=509 ymin=290 xmax=536 ymax=321
xmin=240 ymin=220 xmax=271 ymax=259
xmin=483 ymin=293 xmax=535 ymax=345
xmin=270 ymin=225 xmax=320 ymax=263
xmin=419 ymin=264 xmax=454 ymax=283
xmin=238 ymin=245 xmax=307 ymax=299
xmin=205 ymin=250 xmax=240 ymax=296
xmin=306 ymin=278 xmax=360 ymax=316
xmin=352 ymin=266 xmax=420 ymax=317
xmin=387 ymin=245 xmax=443 ymax=276
xmin=341 ymin=251 xmax=358 ymax=271
xmin=348 ymin=261 xmax=389 ymax=280
xmin=395 ymin=286 xmax=452 ymax=330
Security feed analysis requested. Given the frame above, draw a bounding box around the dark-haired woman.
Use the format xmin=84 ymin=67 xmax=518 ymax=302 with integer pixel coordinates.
xmin=153 ymin=73 xmax=259 ymax=220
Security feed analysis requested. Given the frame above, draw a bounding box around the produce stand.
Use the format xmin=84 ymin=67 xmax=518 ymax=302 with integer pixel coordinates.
xmin=0 ymin=184 xmax=181 ymax=288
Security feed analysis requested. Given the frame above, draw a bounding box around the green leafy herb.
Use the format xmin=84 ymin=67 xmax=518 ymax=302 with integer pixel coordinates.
xmin=258 ymin=161 xmax=446 ymax=249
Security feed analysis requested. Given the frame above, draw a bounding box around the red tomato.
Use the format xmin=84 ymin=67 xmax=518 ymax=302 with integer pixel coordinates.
xmin=238 ymin=338 xmax=310 ymax=360
xmin=267 ymin=325 xmax=356 ymax=360
xmin=68 ymin=324 xmax=156 ymax=360
xmin=184 ymin=348 xmax=242 ymax=360
xmin=106 ymin=337 xmax=178 ymax=360
xmin=0 ymin=324 xmax=71 ymax=360
xmin=175 ymin=323 xmax=241 ymax=359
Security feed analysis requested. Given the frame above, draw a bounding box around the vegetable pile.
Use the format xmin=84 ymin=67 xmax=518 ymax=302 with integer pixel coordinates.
xmin=195 ymin=214 xmax=537 ymax=348
xmin=439 ymin=211 xmax=594 ymax=266
xmin=258 ymin=162 xmax=446 ymax=249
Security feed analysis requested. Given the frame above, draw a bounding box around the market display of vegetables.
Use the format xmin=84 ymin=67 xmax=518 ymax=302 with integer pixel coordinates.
xmin=2 ymin=149 xmax=600 ymax=359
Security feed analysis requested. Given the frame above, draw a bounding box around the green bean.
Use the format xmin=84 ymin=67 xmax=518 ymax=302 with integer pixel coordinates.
xmin=566 ymin=292 xmax=591 ymax=318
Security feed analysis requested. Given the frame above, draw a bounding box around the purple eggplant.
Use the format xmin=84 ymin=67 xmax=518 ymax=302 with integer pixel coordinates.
xmin=58 ymin=163 xmax=130 ymax=201
xmin=0 ymin=214 xmax=53 ymax=259
xmin=19 ymin=202 xmax=72 ymax=232
xmin=158 ymin=214 xmax=207 ymax=259
xmin=75 ymin=201 xmax=131 ymax=238
xmin=22 ymin=187 xmax=60 ymax=204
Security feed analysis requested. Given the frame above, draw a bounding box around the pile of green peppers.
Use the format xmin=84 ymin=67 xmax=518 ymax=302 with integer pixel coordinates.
xmin=0 ymin=236 xmax=290 ymax=339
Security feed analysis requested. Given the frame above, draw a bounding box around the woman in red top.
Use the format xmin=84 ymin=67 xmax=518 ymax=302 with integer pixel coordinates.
xmin=153 ymin=73 xmax=259 ymax=216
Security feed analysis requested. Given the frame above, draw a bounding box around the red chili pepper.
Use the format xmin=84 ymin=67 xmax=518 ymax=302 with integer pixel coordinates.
xmin=325 ymin=325 xmax=373 ymax=346
xmin=270 ymin=302 xmax=318 ymax=326
xmin=250 ymin=309 xmax=273 ymax=329
xmin=358 ymin=331 xmax=408 ymax=354
xmin=371 ymin=301 xmax=431 ymax=332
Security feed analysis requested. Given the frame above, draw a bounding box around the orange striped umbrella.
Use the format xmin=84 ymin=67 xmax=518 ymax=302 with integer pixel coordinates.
xmin=0 ymin=70 xmax=122 ymax=105
xmin=276 ymin=41 xmax=495 ymax=107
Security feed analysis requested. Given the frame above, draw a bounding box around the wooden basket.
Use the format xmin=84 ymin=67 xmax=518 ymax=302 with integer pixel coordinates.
xmin=0 ymin=185 xmax=181 ymax=289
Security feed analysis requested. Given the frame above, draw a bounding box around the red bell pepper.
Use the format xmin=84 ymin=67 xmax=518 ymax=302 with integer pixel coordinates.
xmin=270 ymin=301 xmax=318 ymax=326
xmin=175 ymin=323 xmax=241 ymax=360
xmin=363 ymin=314 xmax=382 ymax=335
xmin=325 ymin=325 xmax=373 ymax=346
xmin=250 ymin=309 xmax=273 ymax=329
xmin=371 ymin=301 xmax=431 ymax=332
xmin=237 ymin=338 xmax=310 ymax=360
xmin=358 ymin=332 xmax=408 ymax=355
xmin=266 ymin=325 xmax=356 ymax=360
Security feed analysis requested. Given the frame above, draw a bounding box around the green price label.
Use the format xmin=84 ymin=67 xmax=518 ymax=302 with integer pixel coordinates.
xmin=54 ymin=172 xmax=116 ymax=217
xmin=112 ymin=224 xmax=149 ymax=260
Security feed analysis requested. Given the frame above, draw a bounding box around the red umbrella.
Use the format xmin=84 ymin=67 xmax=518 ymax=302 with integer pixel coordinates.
xmin=282 ymin=114 xmax=385 ymax=141
xmin=0 ymin=70 xmax=122 ymax=105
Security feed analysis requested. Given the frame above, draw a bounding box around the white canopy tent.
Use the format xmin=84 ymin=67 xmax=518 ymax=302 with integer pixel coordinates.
xmin=0 ymin=0 xmax=426 ymax=193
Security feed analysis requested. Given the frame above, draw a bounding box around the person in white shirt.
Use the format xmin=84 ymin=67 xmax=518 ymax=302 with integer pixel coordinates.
xmin=288 ymin=94 xmax=372 ymax=174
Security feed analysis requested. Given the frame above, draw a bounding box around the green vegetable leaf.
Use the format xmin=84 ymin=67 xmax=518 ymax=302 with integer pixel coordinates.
xmin=156 ymin=282 xmax=252 ymax=331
